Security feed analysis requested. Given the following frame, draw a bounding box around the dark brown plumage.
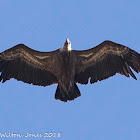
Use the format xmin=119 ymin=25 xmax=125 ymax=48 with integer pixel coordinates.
xmin=0 ymin=39 xmax=140 ymax=102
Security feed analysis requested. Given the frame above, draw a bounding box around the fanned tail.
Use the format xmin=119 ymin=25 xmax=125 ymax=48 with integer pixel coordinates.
xmin=55 ymin=84 xmax=81 ymax=102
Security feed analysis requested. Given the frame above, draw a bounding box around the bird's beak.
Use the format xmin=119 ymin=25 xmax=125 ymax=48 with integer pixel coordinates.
xmin=66 ymin=38 xmax=70 ymax=44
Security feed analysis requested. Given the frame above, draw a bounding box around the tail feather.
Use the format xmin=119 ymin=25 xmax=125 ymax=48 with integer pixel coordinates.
xmin=55 ymin=84 xmax=81 ymax=102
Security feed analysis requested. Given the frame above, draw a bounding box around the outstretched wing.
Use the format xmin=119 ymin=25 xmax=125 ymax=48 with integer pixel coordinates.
xmin=74 ymin=40 xmax=140 ymax=84
xmin=0 ymin=44 xmax=58 ymax=86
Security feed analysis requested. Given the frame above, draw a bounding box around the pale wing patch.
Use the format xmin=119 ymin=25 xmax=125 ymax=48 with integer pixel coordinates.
xmin=34 ymin=55 xmax=50 ymax=59
xmin=1 ymin=50 xmax=44 ymax=67
xmin=82 ymin=46 xmax=129 ymax=65
xmin=78 ymin=52 xmax=93 ymax=58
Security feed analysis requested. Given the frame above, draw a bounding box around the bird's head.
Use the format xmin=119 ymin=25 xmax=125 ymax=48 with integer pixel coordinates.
xmin=60 ymin=38 xmax=72 ymax=52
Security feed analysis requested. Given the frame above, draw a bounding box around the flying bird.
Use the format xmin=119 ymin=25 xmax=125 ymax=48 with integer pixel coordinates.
xmin=0 ymin=39 xmax=140 ymax=102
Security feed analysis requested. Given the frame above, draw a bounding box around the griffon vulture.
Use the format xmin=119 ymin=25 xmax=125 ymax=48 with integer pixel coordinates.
xmin=0 ymin=39 xmax=140 ymax=102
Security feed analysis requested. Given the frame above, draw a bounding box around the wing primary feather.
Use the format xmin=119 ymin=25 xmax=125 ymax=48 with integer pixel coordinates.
xmin=75 ymin=40 xmax=140 ymax=85
xmin=0 ymin=44 xmax=58 ymax=86
xmin=125 ymin=62 xmax=137 ymax=80
xmin=130 ymin=51 xmax=140 ymax=72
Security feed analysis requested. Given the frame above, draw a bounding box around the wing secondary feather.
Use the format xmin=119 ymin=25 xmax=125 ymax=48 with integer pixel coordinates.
xmin=74 ymin=41 xmax=140 ymax=84
xmin=0 ymin=44 xmax=58 ymax=86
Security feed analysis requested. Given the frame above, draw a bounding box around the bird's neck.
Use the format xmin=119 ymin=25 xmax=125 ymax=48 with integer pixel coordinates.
xmin=60 ymin=44 xmax=72 ymax=52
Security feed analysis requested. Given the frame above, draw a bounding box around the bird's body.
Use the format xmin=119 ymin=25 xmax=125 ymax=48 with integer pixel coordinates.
xmin=55 ymin=39 xmax=80 ymax=101
xmin=0 ymin=39 xmax=140 ymax=102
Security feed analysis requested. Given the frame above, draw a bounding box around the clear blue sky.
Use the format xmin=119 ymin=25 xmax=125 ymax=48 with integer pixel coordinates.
xmin=0 ymin=0 xmax=140 ymax=140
